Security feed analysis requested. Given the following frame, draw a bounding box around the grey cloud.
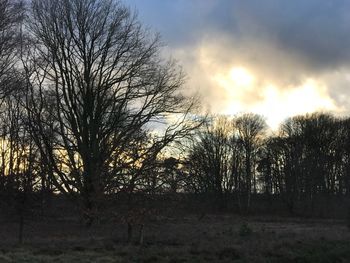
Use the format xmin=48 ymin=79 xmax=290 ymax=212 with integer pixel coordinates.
xmin=233 ymin=0 xmax=350 ymax=71
xmin=127 ymin=0 xmax=350 ymax=71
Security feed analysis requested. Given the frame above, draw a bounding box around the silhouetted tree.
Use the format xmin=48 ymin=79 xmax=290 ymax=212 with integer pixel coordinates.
xmin=234 ymin=113 xmax=266 ymax=212
xmin=187 ymin=117 xmax=235 ymax=206
xmin=257 ymin=113 xmax=347 ymax=215
xmin=24 ymin=0 xmax=200 ymax=224
xmin=186 ymin=115 xmax=266 ymax=211
xmin=0 ymin=0 xmax=24 ymax=100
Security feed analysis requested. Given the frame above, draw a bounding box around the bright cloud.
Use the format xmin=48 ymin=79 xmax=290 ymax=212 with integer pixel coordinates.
xmin=175 ymin=41 xmax=341 ymax=130
xmin=127 ymin=0 xmax=350 ymax=129
xmin=252 ymin=80 xmax=339 ymax=130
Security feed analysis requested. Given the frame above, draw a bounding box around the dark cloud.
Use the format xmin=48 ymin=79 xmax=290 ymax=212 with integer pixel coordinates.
xmin=127 ymin=0 xmax=350 ymax=70
xmin=125 ymin=0 xmax=239 ymax=46
xmin=233 ymin=0 xmax=350 ymax=70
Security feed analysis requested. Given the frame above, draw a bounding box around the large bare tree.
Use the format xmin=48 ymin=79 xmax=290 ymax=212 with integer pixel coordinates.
xmin=24 ymin=0 xmax=199 ymax=223
xmin=0 ymin=0 xmax=24 ymax=99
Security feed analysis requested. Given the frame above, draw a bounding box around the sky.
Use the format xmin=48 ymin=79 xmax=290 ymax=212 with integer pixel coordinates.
xmin=126 ymin=0 xmax=350 ymax=129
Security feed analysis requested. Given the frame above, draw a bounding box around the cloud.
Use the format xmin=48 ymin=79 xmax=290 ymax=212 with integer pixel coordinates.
xmin=125 ymin=0 xmax=350 ymax=127
xmin=232 ymin=0 xmax=350 ymax=71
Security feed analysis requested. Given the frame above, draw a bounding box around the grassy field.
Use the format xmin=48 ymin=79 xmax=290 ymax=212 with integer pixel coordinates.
xmin=0 ymin=213 xmax=350 ymax=262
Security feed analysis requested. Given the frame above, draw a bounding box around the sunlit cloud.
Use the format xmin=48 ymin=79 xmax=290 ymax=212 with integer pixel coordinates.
xmin=229 ymin=67 xmax=254 ymax=87
xmin=176 ymin=41 xmax=339 ymax=128
xmin=213 ymin=65 xmax=338 ymax=130
xmin=127 ymin=0 xmax=350 ymax=129
xmin=251 ymin=80 xmax=339 ymax=130
xmin=177 ymin=38 xmax=343 ymax=130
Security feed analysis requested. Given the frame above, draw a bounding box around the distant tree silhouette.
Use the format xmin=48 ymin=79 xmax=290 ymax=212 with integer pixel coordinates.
xmin=185 ymin=112 xmax=350 ymax=218
xmin=257 ymin=113 xmax=347 ymax=214
xmin=234 ymin=113 xmax=266 ymax=212
xmin=186 ymin=117 xmax=235 ymax=207
xmin=186 ymin=115 xmax=266 ymax=211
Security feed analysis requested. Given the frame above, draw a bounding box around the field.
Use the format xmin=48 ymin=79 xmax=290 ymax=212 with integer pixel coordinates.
xmin=0 ymin=209 xmax=350 ymax=263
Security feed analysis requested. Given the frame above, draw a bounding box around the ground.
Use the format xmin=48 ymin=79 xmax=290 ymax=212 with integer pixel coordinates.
xmin=0 ymin=213 xmax=349 ymax=262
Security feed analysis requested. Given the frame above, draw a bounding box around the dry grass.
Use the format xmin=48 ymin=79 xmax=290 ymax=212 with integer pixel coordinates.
xmin=0 ymin=214 xmax=349 ymax=262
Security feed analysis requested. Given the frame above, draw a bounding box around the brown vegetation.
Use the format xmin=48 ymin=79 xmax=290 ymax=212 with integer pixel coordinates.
xmin=1 ymin=197 xmax=350 ymax=262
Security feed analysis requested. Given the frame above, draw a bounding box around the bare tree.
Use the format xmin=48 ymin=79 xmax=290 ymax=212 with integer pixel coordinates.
xmin=24 ymin=0 xmax=200 ymax=224
xmin=0 ymin=0 xmax=24 ymax=99
xmin=234 ymin=113 xmax=266 ymax=212
xmin=186 ymin=116 xmax=237 ymax=208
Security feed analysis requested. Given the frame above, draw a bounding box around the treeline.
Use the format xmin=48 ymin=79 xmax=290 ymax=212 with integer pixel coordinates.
xmin=183 ymin=113 xmax=350 ymax=215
